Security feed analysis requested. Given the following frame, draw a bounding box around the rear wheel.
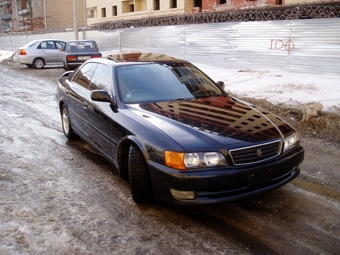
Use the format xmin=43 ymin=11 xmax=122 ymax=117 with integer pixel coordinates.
xmin=33 ymin=58 xmax=45 ymax=69
xmin=61 ymin=105 xmax=77 ymax=140
xmin=128 ymin=145 xmax=153 ymax=204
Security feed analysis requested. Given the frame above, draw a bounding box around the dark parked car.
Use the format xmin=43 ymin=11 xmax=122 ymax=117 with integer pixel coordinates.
xmin=13 ymin=39 xmax=66 ymax=69
xmin=55 ymin=53 xmax=304 ymax=206
xmin=62 ymin=40 xmax=102 ymax=70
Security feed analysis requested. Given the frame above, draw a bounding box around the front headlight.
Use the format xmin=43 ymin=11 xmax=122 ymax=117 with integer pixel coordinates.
xmin=165 ymin=151 xmax=227 ymax=170
xmin=283 ymin=132 xmax=300 ymax=152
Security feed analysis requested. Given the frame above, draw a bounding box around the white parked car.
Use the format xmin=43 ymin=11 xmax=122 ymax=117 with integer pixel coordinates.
xmin=13 ymin=39 xmax=66 ymax=69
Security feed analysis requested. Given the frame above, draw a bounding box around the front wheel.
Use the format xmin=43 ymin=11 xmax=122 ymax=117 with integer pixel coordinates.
xmin=61 ymin=104 xmax=77 ymax=140
xmin=33 ymin=58 xmax=45 ymax=69
xmin=128 ymin=145 xmax=153 ymax=204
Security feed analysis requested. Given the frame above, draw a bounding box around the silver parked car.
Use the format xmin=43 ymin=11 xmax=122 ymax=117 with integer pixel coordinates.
xmin=13 ymin=39 xmax=66 ymax=69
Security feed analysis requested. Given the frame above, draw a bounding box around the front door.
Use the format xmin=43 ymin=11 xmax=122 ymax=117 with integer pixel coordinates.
xmin=82 ymin=64 xmax=116 ymax=159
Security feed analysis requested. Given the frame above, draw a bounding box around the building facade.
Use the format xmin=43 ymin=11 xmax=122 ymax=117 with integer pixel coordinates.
xmin=44 ymin=0 xmax=86 ymax=29
xmin=86 ymin=0 xmax=194 ymax=25
xmin=0 ymin=0 xmax=86 ymax=33
xmin=1 ymin=0 xmax=337 ymax=32
xmin=85 ymin=0 xmax=338 ymax=25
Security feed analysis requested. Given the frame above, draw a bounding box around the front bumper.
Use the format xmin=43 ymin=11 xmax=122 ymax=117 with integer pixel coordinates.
xmin=148 ymin=146 xmax=304 ymax=205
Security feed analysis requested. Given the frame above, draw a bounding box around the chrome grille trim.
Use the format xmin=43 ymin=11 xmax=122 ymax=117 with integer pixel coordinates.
xmin=229 ymin=140 xmax=283 ymax=166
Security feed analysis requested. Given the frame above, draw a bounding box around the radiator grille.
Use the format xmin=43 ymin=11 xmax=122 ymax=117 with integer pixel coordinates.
xmin=230 ymin=140 xmax=282 ymax=166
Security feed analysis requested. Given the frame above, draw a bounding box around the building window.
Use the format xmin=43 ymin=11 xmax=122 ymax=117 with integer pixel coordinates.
xmin=170 ymin=0 xmax=177 ymax=9
xmin=87 ymin=8 xmax=95 ymax=18
xmin=219 ymin=0 xmax=227 ymax=4
xmin=194 ymin=0 xmax=202 ymax=8
xmin=154 ymin=0 xmax=160 ymax=10
xmin=101 ymin=7 xmax=106 ymax=18
xmin=122 ymin=1 xmax=135 ymax=13
xmin=112 ymin=6 xmax=117 ymax=16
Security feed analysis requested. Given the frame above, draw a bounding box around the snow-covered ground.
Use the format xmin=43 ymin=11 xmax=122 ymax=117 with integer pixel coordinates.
xmin=197 ymin=63 xmax=340 ymax=112
xmin=2 ymin=50 xmax=339 ymax=112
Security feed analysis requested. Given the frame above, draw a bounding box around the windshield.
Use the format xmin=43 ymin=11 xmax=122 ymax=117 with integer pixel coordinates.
xmin=116 ymin=62 xmax=225 ymax=104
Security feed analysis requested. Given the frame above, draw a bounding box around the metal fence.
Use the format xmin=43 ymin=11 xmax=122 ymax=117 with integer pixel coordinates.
xmin=1 ymin=5 xmax=340 ymax=35
xmin=0 ymin=5 xmax=339 ymax=76
xmin=96 ymin=5 xmax=340 ymax=30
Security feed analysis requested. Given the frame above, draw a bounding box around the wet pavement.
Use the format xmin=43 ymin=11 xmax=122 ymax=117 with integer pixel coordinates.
xmin=0 ymin=61 xmax=339 ymax=255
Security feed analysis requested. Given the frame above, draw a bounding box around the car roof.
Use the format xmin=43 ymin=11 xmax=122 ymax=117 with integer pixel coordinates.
xmin=23 ymin=39 xmax=65 ymax=47
xmin=106 ymin=52 xmax=186 ymax=64
xmin=33 ymin=39 xmax=64 ymax=42
xmin=82 ymin=53 xmax=189 ymax=68
xmin=67 ymin=40 xmax=96 ymax=43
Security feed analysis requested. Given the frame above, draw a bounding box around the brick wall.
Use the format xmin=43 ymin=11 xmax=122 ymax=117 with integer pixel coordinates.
xmin=45 ymin=0 xmax=85 ymax=28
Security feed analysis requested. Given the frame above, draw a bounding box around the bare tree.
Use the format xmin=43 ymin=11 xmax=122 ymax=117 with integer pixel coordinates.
xmin=27 ymin=0 xmax=33 ymax=21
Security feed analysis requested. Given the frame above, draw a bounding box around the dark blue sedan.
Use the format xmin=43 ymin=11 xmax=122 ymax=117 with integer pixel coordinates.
xmin=55 ymin=53 xmax=304 ymax=205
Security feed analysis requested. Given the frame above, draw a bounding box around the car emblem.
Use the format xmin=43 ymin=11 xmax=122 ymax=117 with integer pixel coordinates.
xmin=257 ymin=149 xmax=263 ymax=158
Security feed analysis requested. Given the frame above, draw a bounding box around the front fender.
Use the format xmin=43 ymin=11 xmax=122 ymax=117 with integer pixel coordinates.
xmin=118 ymin=135 xmax=150 ymax=162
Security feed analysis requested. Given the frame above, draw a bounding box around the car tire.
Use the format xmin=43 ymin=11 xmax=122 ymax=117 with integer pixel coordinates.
xmin=61 ymin=104 xmax=77 ymax=140
xmin=33 ymin=58 xmax=45 ymax=69
xmin=128 ymin=145 xmax=153 ymax=204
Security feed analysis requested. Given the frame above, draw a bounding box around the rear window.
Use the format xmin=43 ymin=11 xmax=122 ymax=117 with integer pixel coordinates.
xmin=67 ymin=41 xmax=98 ymax=52
xmin=25 ymin=41 xmax=39 ymax=47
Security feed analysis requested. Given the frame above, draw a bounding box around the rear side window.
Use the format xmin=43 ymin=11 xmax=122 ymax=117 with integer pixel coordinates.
xmin=89 ymin=64 xmax=112 ymax=93
xmin=73 ymin=62 xmax=98 ymax=89
xmin=25 ymin=41 xmax=39 ymax=47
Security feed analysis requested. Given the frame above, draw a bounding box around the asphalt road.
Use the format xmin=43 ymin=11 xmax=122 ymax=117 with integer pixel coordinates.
xmin=0 ymin=61 xmax=339 ymax=255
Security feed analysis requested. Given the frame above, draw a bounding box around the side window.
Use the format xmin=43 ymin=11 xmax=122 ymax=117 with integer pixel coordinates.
xmin=73 ymin=63 xmax=98 ymax=89
xmin=38 ymin=41 xmax=56 ymax=49
xmin=55 ymin=41 xmax=66 ymax=49
xmin=89 ymin=64 xmax=112 ymax=93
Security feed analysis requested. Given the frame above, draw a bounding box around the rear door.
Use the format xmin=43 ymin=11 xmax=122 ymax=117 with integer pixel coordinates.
xmin=54 ymin=41 xmax=66 ymax=62
xmin=37 ymin=40 xmax=60 ymax=63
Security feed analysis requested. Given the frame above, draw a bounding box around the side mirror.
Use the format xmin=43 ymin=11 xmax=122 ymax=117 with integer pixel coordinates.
xmin=216 ymin=81 xmax=225 ymax=90
xmin=61 ymin=71 xmax=73 ymax=77
xmin=91 ymin=90 xmax=116 ymax=105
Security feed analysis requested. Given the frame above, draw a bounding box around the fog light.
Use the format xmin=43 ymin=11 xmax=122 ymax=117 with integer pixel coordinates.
xmin=170 ymin=189 xmax=195 ymax=200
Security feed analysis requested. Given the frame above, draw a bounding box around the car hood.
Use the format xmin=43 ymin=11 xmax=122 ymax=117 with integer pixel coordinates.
xmin=127 ymin=95 xmax=295 ymax=151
